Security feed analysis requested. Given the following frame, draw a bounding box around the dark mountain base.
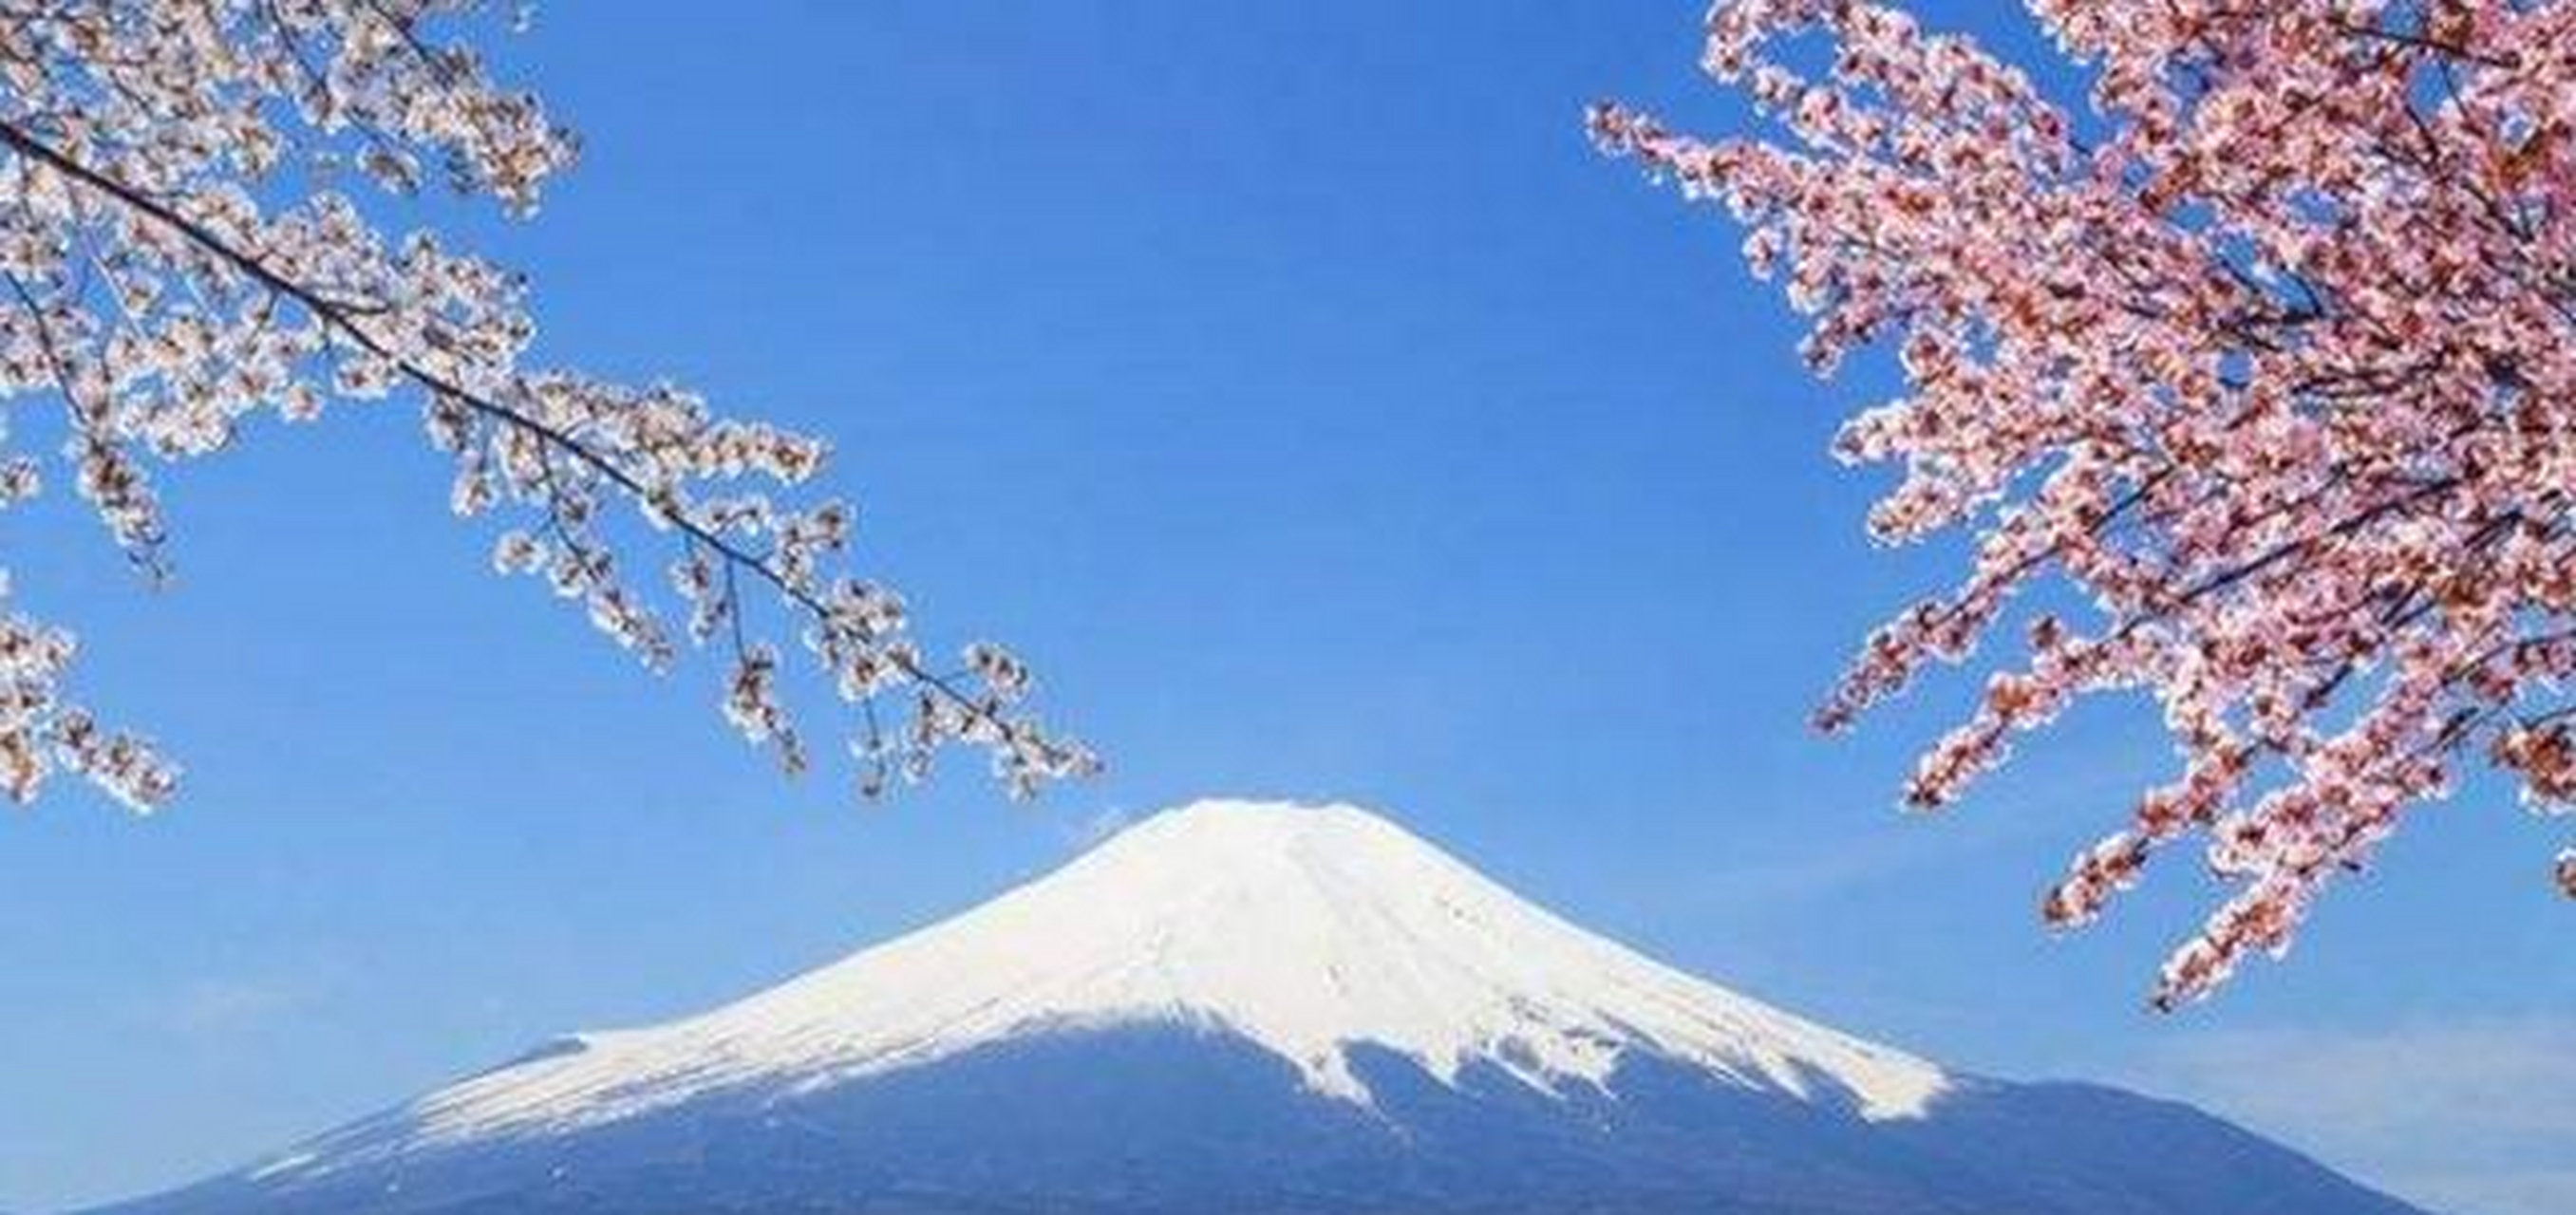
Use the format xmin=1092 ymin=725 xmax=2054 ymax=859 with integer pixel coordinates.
xmin=98 ymin=1025 xmax=2423 ymax=1215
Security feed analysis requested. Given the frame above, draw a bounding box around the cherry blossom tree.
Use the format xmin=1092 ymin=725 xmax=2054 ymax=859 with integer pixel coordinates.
xmin=0 ymin=2 xmax=1095 ymax=814
xmin=1594 ymin=0 xmax=2576 ymax=1004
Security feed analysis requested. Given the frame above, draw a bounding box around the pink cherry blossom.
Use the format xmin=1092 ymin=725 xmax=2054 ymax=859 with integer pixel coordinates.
xmin=1598 ymin=0 xmax=2576 ymax=1004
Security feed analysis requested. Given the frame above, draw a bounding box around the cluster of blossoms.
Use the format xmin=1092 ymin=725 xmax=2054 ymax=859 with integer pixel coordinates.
xmin=0 ymin=1 xmax=1094 ymax=811
xmin=1597 ymin=0 xmax=2576 ymax=1003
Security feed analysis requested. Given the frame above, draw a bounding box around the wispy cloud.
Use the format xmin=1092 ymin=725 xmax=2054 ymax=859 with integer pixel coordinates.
xmin=2128 ymin=1017 xmax=2576 ymax=1215
xmin=1062 ymin=804 xmax=1136 ymax=852
xmin=1659 ymin=804 xmax=2065 ymax=925
xmin=160 ymin=977 xmax=308 ymax=1037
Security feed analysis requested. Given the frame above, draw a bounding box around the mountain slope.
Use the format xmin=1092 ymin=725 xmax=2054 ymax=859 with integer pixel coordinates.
xmin=91 ymin=798 xmax=2432 ymax=1215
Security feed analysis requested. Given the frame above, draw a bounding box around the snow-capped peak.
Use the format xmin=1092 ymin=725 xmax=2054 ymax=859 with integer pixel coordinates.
xmin=290 ymin=799 xmax=1950 ymax=1171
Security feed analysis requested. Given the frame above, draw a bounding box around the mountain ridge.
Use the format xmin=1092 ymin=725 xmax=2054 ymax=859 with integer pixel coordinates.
xmin=90 ymin=797 xmax=2434 ymax=1215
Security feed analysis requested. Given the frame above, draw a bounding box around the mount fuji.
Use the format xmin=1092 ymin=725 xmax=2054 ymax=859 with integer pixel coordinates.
xmin=92 ymin=799 xmax=2428 ymax=1214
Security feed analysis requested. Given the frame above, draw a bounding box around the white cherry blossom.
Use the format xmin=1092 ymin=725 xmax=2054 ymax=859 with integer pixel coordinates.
xmin=0 ymin=1 xmax=1094 ymax=813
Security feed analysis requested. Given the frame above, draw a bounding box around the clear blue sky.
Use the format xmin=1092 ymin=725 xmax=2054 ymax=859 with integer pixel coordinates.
xmin=4 ymin=5 xmax=2568 ymax=1214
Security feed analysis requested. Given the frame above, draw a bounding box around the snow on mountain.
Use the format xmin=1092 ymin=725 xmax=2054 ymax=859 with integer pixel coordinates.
xmin=277 ymin=798 xmax=1946 ymax=1180
xmin=99 ymin=796 xmax=2433 ymax=1215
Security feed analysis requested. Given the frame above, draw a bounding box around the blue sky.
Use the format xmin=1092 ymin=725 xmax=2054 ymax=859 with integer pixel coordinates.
xmin=3 ymin=5 xmax=2569 ymax=1213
